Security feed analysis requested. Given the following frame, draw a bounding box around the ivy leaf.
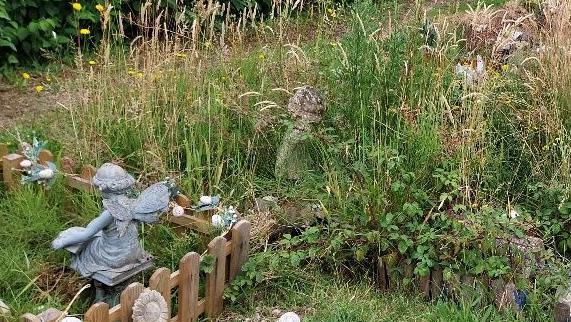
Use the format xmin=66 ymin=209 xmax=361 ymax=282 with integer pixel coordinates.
xmin=398 ymin=240 xmax=409 ymax=254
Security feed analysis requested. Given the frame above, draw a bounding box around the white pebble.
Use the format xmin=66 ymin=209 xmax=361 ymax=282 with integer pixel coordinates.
xmin=172 ymin=205 xmax=185 ymax=217
xmin=38 ymin=168 xmax=55 ymax=179
xmin=211 ymin=214 xmax=224 ymax=228
xmin=200 ymin=195 xmax=212 ymax=204
xmin=19 ymin=159 xmax=32 ymax=168
xmin=278 ymin=312 xmax=300 ymax=322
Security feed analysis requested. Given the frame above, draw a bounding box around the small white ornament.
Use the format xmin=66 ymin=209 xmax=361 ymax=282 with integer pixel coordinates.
xmin=200 ymin=195 xmax=212 ymax=204
xmin=19 ymin=159 xmax=32 ymax=168
xmin=61 ymin=317 xmax=82 ymax=322
xmin=172 ymin=204 xmax=185 ymax=217
xmin=211 ymin=214 xmax=224 ymax=228
xmin=38 ymin=168 xmax=55 ymax=179
xmin=278 ymin=312 xmax=301 ymax=322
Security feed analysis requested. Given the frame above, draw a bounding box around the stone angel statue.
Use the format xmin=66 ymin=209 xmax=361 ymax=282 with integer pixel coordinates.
xmin=52 ymin=163 xmax=176 ymax=279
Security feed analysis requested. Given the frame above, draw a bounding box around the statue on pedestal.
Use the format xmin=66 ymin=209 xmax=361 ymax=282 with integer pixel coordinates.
xmin=52 ymin=163 xmax=175 ymax=298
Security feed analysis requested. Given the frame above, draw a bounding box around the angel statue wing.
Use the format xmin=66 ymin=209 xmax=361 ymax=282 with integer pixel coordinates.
xmin=132 ymin=182 xmax=171 ymax=223
xmin=102 ymin=196 xmax=134 ymax=236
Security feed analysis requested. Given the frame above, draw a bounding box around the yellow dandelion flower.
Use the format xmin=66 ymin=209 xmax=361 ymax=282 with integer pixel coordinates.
xmin=258 ymin=53 xmax=266 ymax=60
xmin=79 ymin=28 xmax=90 ymax=35
xmin=175 ymin=53 xmax=187 ymax=58
xmin=501 ymin=64 xmax=509 ymax=72
xmin=95 ymin=4 xmax=104 ymax=12
xmin=72 ymin=2 xmax=82 ymax=11
xmin=46 ymin=76 xmax=52 ymax=82
xmin=22 ymin=72 xmax=30 ymax=80
xmin=88 ymin=60 xmax=97 ymax=65
xmin=136 ymin=72 xmax=144 ymax=78
xmin=34 ymin=85 xmax=45 ymax=93
xmin=128 ymin=69 xmax=135 ymax=75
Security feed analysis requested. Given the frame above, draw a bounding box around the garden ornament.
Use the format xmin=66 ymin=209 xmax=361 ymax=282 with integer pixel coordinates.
xmin=278 ymin=312 xmax=301 ymax=322
xmin=275 ymin=86 xmax=324 ymax=180
xmin=18 ymin=136 xmax=57 ymax=186
xmin=132 ymin=289 xmax=169 ymax=322
xmin=52 ymin=163 xmax=176 ymax=285
xmin=191 ymin=195 xmax=220 ymax=211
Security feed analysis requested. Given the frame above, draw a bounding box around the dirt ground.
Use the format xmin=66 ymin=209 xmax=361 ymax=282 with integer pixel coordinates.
xmin=0 ymin=81 xmax=62 ymax=130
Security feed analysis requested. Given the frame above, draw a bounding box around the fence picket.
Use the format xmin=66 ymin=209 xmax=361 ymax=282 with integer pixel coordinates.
xmin=20 ymin=313 xmax=39 ymax=322
xmin=60 ymin=156 xmax=75 ymax=174
xmin=2 ymin=153 xmax=24 ymax=189
xmin=179 ymin=252 xmax=200 ymax=321
xmin=229 ymin=220 xmax=251 ymax=281
xmin=81 ymin=165 xmax=97 ymax=180
xmin=38 ymin=150 xmax=54 ymax=165
xmin=120 ymin=282 xmax=144 ymax=322
xmin=85 ymin=302 xmax=110 ymax=322
xmin=150 ymin=267 xmax=172 ymax=318
xmin=205 ymin=236 xmax=227 ymax=317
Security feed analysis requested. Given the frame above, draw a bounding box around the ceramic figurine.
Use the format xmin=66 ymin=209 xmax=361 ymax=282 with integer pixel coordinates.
xmin=52 ymin=163 xmax=175 ymax=279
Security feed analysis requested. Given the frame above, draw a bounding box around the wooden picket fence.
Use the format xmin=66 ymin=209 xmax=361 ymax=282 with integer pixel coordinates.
xmin=21 ymin=219 xmax=251 ymax=322
xmin=0 ymin=143 xmax=212 ymax=233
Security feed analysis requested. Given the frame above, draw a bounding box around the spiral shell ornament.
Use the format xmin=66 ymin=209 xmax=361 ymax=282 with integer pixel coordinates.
xmin=132 ymin=289 xmax=169 ymax=322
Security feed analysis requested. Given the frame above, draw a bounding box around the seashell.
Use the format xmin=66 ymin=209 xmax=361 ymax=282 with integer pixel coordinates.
xmin=132 ymin=289 xmax=169 ymax=322
xmin=172 ymin=204 xmax=185 ymax=217
xmin=211 ymin=214 xmax=225 ymax=228
xmin=38 ymin=168 xmax=55 ymax=179
xmin=20 ymin=159 xmax=32 ymax=168
xmin=200 ymin=195 xmax=212 ymax=204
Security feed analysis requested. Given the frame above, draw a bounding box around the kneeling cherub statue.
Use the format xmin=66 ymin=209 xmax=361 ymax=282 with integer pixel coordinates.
xmin=52 ymin=163 xmax=176 ymax=279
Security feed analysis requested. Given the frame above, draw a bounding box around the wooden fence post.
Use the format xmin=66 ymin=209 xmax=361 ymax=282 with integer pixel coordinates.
xmin=205 ymin=236 xmax=227 ymax=318
xmin=229 ymin=220 xmax=251 ymax=281
xmin=150 ymin=267 xmax=172 ymax=319
xmin=2 ymin=153 xmax=24 ymax=189
xmin=120 ymin=282 xmax=144 ymax=322
xmin=85 ymin=302 xmax=110 ymax=322
xmin=178 ymin=252 xmax=200 ymax=322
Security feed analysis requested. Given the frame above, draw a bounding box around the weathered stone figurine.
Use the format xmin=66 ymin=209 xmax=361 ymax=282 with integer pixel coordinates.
xmin=52 ymin=163 xmax=173 ymax=292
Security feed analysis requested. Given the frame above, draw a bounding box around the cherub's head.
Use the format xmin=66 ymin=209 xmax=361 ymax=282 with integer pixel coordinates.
xmin=92 ymin=163 xmax=135 ymax=197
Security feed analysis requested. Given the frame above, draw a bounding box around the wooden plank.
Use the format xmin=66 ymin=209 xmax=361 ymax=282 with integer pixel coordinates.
xmin=377 ymin=256 xmax=388 ymax=292
xmin=169 ymin=270 xmax=180 ymax=289
xmin=150 ymin=267 xmax=172 ymax=318
xmin=20 ymin=314 xmax=39 ymax=322
xmin=85 ymin=302 xmax=110 ymax=322
xmin=555 ymin=301 xmax=571 ymax=322
xmin=66 ymin=176 xmax=94 ymax=192
xmin=179 ymin=252 xmax=200 ymax=322
xmin=168 ymin=214 xmax=211 ymax=234
xmin=120 ymin=282 xmax=144 ymax=322
xmin=403 ymin=262 xmax=414 ymax=290
xmin=2 ymin=153 xmax=24 ymax=189
xmin=419 ymin=271 xmax=431 ymax=300
xmin=81 ymin=165 xmax=97 ymax=180
xmin=109 ymin=304 xmax=121 ymax=321
xmin=229 ymin=220 xmax=251 ymax=281
xmin=38 ymin=149 xmax=54 ymax=165
xmin=205 ymin=236 xmax=227 ymax=318
xmin=60 ymin=157 xmax=75 ymax=174
xmin=431 ymin=267 xmax=443 ymax=300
